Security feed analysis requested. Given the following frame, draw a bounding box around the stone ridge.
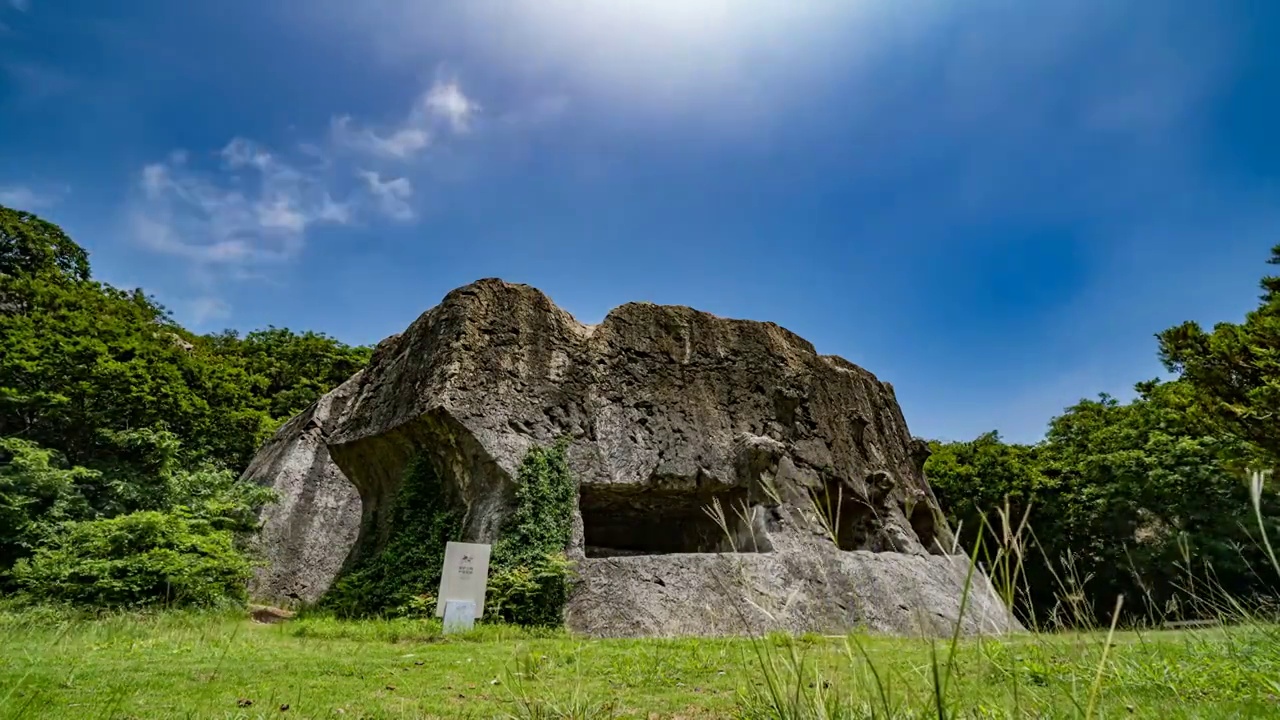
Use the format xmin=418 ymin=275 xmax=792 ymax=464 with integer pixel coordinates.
xmin=246 ymin=278 xmax=1021 ymax=637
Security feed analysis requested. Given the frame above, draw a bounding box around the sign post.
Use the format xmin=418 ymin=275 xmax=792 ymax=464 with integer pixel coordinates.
xmin=436 ymin=541 xmax=491 ymax=634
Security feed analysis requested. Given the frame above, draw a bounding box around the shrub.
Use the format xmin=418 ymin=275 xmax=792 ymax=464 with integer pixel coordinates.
xmin=11 ymin=510 xmax=252 ymax=609
xmin=0 ymin=437 xmax=96 ymax=577
xmin=0 ymin=433 xmax=275 ymax=594
xmin=487 ymin=552 xmax=575 ymax=627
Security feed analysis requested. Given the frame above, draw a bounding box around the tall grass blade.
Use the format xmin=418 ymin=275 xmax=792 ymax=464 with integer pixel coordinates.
xmin=1084 ymin=595 xmax=1123 ymax=720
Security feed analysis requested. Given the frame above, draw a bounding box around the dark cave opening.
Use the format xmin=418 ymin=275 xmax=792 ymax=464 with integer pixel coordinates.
xmin=910 ymin=502 xmax=944 ymax=555
xmin=807 ymin=479 xmax=878 ymax=552
xmin=580 ymin=484 xmax=770 ymax=557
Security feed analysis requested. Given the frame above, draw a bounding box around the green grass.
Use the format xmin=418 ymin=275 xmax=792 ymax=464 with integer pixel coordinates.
xmin=2 ymin=608 xmax=1278 ymax=719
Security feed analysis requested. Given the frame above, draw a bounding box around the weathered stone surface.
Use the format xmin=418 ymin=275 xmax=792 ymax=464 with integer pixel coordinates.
xmin=567 ymin=552 xmax=1016 ymax=637
xmin=244 ymin=372 xmax=364 ymax=604
xmin=248 ymin=278 xmax=1022 ymax=635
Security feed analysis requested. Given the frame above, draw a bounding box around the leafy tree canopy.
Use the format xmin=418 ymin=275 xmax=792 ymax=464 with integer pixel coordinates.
xmin=1159 ymin=244 xmax=1280 ymax=464
xmin=0 ymin=205 xmax=90 ymax=282
xmin=0 ymin=203 xmax=371 ymax=474
xmin=0 ymin=203 xmax=370 ymax=606
xmin=929 ymin=382 xmax=1275 ymax=627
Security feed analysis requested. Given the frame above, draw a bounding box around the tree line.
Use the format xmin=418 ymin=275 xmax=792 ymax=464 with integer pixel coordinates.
xmin=0 ymin=204 xmax=370 ymax=606
xmin=2 ymin=202 xmax=1278 ymax=625
xmin=926 ymin=249 xmax=1280 ymax=626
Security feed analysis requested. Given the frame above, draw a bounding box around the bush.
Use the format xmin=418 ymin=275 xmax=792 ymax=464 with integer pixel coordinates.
xmin=11 ymin=510 xmax=252 ymax=609
xmin=0 ymin=433 xmax=275 ymax=594
xmin=0 ymin=437 xmax=96 ymax=577
xmin=487 ymin=552 xmax=575 ymax=627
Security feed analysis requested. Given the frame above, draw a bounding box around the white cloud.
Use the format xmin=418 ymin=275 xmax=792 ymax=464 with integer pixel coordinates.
xmin=425 ymin=79 xmax=478 ymax=132
xmin=220 ymin=137 xmax=275 ymax=171
xmin=319 ymin=194 xmax=352 ymax=223
xmin=132 ymin=139 xmax=352 ymax=268
xmin=130 ymin=77 xmax=489 ymax=321
xmin=331 ymin=78 xmax=477 ymax=159
xmin=331 ymin=115 xmax=431 ymax=159
xmin=0 ymin=184 xmax=62 ymax=209
xmin=188 ymin=296 xmax=231 ymax=325
xmin=359 ymin=170 xmax=414 ymax=221
xmin=257 ymin=197 xmax=308 ymax=233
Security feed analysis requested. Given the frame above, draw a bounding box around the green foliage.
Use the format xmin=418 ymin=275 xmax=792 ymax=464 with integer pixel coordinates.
xmin=322 ymin=453 xmax=466 ymax=618
xmin=323 ymin=440 xmax=577 ymax=626
xmin=164 ymin=462 xmax=277 ymax=536
xmin=488 ymin=550 xmax=576 ymax=628
xmin=1038 ymin=383 xmax=1273 ymax=619
xmin=0 ymin=271 xmax=234 ymax=468
xmin=926 ymin=431 xmax=1042 ymax=548
xmin=0 ymin=434 xmax=275 ymax=590
xmin=0 ymin=204 xmax=363 ymax=606
xmin=204 ymin=327 xmax=371 ymax=422
xmin=0 ymin=437 xmax=95 ymax=573
xmin=0 ymin=204 xmax=89 ymax=282
xmin=928 ymin=381 xmax=1279 ymax=626
xmin=1159 ymin=243 xmax=1280 ymax=465
xmin=928 ymin=247 xmax=1280 ymax=629
xmin=11 ymin=510 xmax=252 ymax=608
xmin=0 ymin=205 xmax=370 ymax=476
xmin=489 ymin=439 xmax=578 ymax=627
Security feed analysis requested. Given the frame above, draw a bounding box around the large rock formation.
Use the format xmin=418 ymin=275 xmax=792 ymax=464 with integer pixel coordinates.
xmin=247 ymin=279 xmax=1019 ymax=636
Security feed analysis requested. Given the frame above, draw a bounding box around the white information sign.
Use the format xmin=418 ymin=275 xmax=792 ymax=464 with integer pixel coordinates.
xmin=442 ymin=600 xmax=477 ymax=633
xmin=435 ymin=541 xmax=491 ymax=619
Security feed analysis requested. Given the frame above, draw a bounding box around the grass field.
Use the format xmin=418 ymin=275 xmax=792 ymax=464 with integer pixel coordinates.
xmin=2 ymin=608 xmax=1278 ymax=719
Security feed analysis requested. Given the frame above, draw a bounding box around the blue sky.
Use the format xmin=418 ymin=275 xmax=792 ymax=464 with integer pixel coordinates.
xmin=2 ymin=1 xmax=1277 ymax=443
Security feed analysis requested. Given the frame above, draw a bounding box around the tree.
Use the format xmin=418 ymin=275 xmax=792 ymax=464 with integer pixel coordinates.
xmin=0 ymin=437 xmax=95 ymax=574
xmin=205 ymin=326 xmax=371 ymax=422
xmin=1159 ymin=244 xmax=1280 ymax=464
xmin=0 ymin=203 xmax=366 ymax=606
xmin=926 ymin=431 xmax=1043 ymax=552
xmin=1036 ymin=383 xmax=1266 ymax=622
xmin=0 ymin=273 xmax=273 ymax=471
xmin=0 ymin=205 xmax=90 ymax=282
xmin=0 ymin=206 xmax=371 ymax=475
xmin=927 ymin=382 xmax=1276 ymax=627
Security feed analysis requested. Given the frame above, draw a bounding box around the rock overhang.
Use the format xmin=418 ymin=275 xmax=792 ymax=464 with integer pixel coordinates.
xmin=244 ymin=278 xmax=1022 ymax=636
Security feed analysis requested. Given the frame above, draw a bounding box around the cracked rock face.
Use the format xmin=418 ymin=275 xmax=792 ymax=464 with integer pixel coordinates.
xmin=246 ymin=279 xmax=1020 ymax=636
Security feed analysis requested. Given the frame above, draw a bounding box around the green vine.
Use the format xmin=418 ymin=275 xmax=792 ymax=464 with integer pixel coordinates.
xmin=488 ymin=437 xmax=578 ymax=627
xmin=319 ymin=438 xmax=577 ymax=624
xmin=321 ymin=453 xmax=464 ymax=618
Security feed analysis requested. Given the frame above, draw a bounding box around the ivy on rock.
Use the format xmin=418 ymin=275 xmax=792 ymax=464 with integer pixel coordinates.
xmin=321 ymin=453 xmax=465 ymax=618
xmin=321 ymin=438 xmax=578 ymax=627
xmin=488 ymin=437 xmax=577 ymax=627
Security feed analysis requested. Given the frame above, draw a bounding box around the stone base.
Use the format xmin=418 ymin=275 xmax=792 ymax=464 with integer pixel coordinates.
xmin=565 ymin=550 xmax=1021 ymax=638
